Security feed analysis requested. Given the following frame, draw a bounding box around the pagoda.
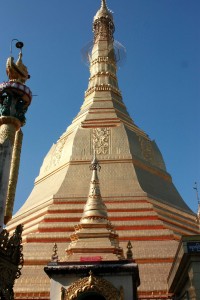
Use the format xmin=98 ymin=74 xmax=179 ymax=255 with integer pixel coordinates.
xmin=7 ymin=1 xmax=199 ymax=299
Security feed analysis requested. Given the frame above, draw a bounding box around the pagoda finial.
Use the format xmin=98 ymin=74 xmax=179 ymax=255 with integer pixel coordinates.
xmin=126 ymin=241 xmax=134 ymax=260
xmin=51 ymin=243 xmax=59 ymax=262
xmin=89 ymin=150 xmax=101 ymax=172
xmin=93 ymin=0 xmax=115 ymax=43
xmin=94 ymin=0 xmax=113 ymax=19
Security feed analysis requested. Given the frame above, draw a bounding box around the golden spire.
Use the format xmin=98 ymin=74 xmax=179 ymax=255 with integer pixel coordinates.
xmin=101 ymin=0 xmax=107 ymax=8
xmin=79 ymin=0 xmax=134 ymax=130
xmin=81 ymin=153 xmax=108 ymax=223
xmin=93 ymin=0 xmax=114 ymax=43
xmin=94 ymin=0 xmax=113 ymax=21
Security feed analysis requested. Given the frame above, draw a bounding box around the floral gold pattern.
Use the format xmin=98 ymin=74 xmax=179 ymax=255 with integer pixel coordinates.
xmin=92 ymin=128 xmax=110 ymax=155
xmin=44 ymin=136 xmax=67 ymax=173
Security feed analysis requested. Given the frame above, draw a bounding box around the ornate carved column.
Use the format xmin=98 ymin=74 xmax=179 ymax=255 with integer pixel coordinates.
xmin=0 ymin=41 xmax=32 ymax=230
xmin=0 ymin=117 xmax=21 ymax=229
xmin=0 ymin=41 xmax=30 ymax=299
xmin=4 ymin=129 xmax=23 ymax=224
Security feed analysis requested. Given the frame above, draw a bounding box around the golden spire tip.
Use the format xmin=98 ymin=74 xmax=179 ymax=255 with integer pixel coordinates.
xmin=101 ymin=0 xmax=107 ymax=8
xmin=90 ymin=151 xmax=101 ymax=172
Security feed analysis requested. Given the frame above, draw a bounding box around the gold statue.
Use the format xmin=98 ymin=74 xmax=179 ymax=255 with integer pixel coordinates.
xmin=6 ymin=44 xmax=30 ymax=84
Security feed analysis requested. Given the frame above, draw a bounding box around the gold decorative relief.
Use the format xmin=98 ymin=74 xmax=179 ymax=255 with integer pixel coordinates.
xmin=139 ymin=136 xmax=154 ymax=164
xmin=92 ymin=128 xmax=110 ymax=155
xmin=51 ymin=137 xmax=67 ymax=167
xmin=44 ymin=136 xmax=67 ymax=173
xmin=62 ymin=271 xmax=119 ymax=300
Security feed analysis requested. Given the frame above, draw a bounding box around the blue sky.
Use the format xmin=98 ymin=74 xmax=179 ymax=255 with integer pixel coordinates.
xmin=0 ymin=0 xmax=199 ymax=214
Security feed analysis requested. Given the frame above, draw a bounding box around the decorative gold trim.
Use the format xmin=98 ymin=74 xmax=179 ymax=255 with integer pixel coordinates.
xmin=62 ymin=271 xmax=120 ymax=300
xmin=85 ymin=85 xmax=121 ymax=97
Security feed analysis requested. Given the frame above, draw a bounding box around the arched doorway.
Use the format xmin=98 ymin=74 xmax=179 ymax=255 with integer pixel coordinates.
xmin=63 ymin=272 xmax=120 ymax=300
xmin=77 ymin=291 xmax=106 ymax=300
